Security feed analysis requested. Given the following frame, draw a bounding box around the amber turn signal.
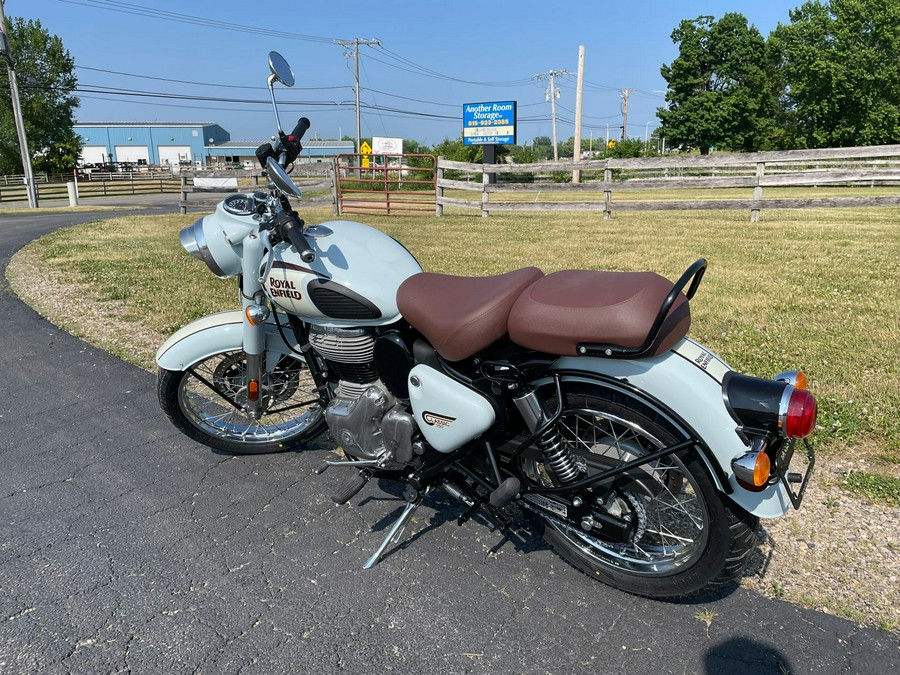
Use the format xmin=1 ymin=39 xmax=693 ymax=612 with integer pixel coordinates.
xmin=776 ymin=369 xmax=808 ymax=390
xmin=732 ymin=448 xmax=772 ymax=488
xmin=245 ymin=304 xmax=270 ymax=327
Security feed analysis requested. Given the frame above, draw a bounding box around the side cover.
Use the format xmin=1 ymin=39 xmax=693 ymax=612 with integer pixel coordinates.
xmin=407 ymin=365 xmax=496 ymax=453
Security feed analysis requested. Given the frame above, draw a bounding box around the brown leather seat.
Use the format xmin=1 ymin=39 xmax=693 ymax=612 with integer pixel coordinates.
xmin=508 ymin=270 xmax=691 ymax=357
xmin=398 ymin=267 xmax=545 ymax=361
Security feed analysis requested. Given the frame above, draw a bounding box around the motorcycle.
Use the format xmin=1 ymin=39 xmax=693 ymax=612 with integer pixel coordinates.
xmin=156 ymin=52 xmax=818 ymax=599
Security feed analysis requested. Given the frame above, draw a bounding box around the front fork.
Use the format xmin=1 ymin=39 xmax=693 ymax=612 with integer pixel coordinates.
xmin=241 ymin=232 xmax=268 ymax=419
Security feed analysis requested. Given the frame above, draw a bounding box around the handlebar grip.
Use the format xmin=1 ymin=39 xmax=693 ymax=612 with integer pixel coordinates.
xmin=289 ymin=117 xmax=311 ymax=142
xmin=281 ymin=216 xmax=316 ymax=263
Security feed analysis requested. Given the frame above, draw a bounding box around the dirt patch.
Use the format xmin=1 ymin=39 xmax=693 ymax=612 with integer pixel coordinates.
xmin=743 ymin=462 xmax=899 ymax=630
xmin=6 ymin=245 xmax=163 ymax=370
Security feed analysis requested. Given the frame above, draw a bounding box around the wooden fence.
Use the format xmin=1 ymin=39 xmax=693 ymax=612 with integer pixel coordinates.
xmin=436 ymin=144 xmax=900 ymax=221
xmin=0 ymin=175 xmax=181 ymax=204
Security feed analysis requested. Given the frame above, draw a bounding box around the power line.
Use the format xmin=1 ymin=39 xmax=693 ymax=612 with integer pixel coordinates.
xmin=58 ymin=0 xmax=349 ymax=43
xmin=75 ymin=65 xmax=350 ymax=91
xmin=371 ymin=44 xmax=534 ymax=87
xmin=334 ymin=38 xmax=381 ymax=153
xmin=534 ymin=69 xmax=569 ymax=160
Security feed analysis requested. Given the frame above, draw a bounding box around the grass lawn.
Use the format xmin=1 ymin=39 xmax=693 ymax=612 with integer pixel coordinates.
xmin=7 ymin=203 xmax=900 ymax=486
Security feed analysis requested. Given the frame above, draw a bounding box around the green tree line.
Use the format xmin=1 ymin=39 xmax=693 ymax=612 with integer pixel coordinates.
xmin=0 ymin=17 xmax=79 ymax=175
xmin=659 ymin=0 xmax=900 ymax=153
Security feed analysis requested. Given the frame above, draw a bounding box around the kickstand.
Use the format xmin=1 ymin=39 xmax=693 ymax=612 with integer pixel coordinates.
xmin=363 ymin=498 xmax=421 ymax=570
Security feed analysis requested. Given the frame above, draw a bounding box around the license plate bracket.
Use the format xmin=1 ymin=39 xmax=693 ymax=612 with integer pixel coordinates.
xmin=775 ymin=438 xmax=816 ymax=509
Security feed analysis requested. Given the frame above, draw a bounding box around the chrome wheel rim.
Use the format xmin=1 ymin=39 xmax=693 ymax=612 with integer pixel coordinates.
xmin=526 ymin=406 xmax=710 ymax=577
xmin=178 ymin=351 xmax=322 ymax=445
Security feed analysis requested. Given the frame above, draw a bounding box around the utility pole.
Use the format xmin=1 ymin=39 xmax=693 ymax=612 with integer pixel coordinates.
xmin=334 ymin=37 xmax=380 ymax=154
xmin=572 ymin=45 xmax=585 ymax=183
xmin=534 ymin=69 xmax=569 ymax=161
xmin=619 ymin=88 xmax=633 ymax=142
xmin=0 ymin=0 xmax=38 ymax=208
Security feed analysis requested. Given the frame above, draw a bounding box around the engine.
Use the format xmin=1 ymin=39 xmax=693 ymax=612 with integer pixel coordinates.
xmin=308 ymin=325 xmax=418 ymax=466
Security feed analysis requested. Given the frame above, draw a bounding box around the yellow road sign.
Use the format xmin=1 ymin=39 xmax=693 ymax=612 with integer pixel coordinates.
xmin=360 ymin=141 xmax=372 ymax=168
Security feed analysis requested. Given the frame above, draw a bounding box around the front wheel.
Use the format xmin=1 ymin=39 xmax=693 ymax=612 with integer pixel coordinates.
xmin=158 ymin=349 xmax=325 ymax=454
xmin=521 ymin=380 xmax=758 ymax=599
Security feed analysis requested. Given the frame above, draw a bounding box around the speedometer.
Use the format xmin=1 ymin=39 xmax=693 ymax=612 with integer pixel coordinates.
xmin=223 ymin=194 xmax=254 ymax=216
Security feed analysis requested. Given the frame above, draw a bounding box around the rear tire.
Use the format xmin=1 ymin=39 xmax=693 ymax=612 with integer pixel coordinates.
xmin=158 ymin=349 xmax=325 ymax=454
xmin=523 ymin=380 xmax=758 ymax=599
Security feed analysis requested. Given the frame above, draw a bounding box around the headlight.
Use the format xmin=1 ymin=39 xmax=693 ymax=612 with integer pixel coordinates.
xmin=179 ymin=217 xmax=240 ymax=278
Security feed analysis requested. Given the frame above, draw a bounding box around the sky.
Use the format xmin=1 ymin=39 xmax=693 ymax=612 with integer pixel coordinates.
xmin=11 ymin=0 xmax=807 ymax=147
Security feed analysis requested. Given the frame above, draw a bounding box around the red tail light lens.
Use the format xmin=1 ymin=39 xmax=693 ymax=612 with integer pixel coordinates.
xmin=784 ymin=388 xmax=817 ymax=438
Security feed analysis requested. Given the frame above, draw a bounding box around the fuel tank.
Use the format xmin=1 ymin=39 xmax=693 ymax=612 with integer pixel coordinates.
xmin=262 ymin=220 xmax=422 ymax=327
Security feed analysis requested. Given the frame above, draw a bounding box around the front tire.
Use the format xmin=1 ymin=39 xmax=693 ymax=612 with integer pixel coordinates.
xmin=523 ymin=380 xmax=758 ymax=599
xmin=158 ymin=349 xmax=325 ymax=454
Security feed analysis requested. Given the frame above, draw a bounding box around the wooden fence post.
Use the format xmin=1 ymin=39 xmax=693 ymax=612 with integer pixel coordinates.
xmin=435 ymin=163 xmax=444 ymax=217
xmin=481 ymin=167 xmax=490 ymax=217
xmin=180 ymin=175 xmax=188 ymax=215
xmin=603 ymin=163 xmax=613 ymax=220
xmin=751 ymin=162 xmax=765 ymax=222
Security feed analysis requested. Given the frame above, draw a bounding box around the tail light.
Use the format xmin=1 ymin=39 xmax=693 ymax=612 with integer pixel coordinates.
xmin=723 ymin=371 xmax=817 ymax=440
xmin=783 ymin=388 xmax=817 ymax=439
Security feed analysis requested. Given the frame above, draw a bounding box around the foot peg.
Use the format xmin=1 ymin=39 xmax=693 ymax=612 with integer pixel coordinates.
xmin=331 ymin=470 xmax=370 ymax=505
xmin=489 ymin=477 xmax=520 ymax=509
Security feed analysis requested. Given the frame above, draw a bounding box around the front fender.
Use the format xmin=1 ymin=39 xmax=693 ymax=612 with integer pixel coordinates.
xmin=155 ymin=310 xmax=301 ymax=371
xmin=553 ymin=338 xmax=795 ymax=519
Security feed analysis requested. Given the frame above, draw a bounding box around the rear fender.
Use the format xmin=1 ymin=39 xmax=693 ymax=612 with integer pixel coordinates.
xmin=155 ymin=310 xmax=302 ymax=371
xmin=551 ymin=338 xmax=794 ymax=519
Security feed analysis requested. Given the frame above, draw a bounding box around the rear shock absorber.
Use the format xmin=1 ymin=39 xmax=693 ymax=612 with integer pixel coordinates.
xmin=513 ymin=389 xmax=581 ymax=483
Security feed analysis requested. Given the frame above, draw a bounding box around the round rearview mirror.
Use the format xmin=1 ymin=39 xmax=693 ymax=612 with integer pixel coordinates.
xmin=266 ymin=156 xmax=302 ymax=198
xmin=268 ymin=51 xmax=295 ymax=87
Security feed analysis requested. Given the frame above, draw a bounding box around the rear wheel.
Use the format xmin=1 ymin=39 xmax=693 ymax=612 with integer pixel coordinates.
xmin=158 ymin=349 xmax=325 ymax=454
xmin=522 ymin=380 xmax=757 ymax=599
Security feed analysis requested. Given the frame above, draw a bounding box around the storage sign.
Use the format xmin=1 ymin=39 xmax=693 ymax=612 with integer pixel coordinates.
xmin=463 ymin=101 xmax=516 ymax=146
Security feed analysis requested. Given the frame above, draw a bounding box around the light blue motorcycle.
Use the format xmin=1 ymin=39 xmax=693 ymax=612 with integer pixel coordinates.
xmin=156 ymin=52 xmax=818 ymax=598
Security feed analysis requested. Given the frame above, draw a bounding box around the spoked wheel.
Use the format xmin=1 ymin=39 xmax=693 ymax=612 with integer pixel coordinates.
xmin=158 ymin=349 xmax=325 ymax=454
xmin=522 ymin=380 xmax=758 ymax=599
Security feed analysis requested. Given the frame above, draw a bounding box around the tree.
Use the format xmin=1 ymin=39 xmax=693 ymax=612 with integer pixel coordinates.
xmin=531 ymin=136 xmax=554 ymax=160
xmin=658 ymin=14 xmax=774 ymax=154
xmin=431 ymin=136 xmax=482 ymax=163
xmin=0 ymin=17 xmax=79 ymax=175
xmin=768 ymin=0 xmax=900 ymax=148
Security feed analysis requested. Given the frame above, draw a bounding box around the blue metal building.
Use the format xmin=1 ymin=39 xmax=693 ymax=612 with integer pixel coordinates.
xmin=75 ymin=122 xmax=230 ymax=167
xmin=76 ymin=122 xmax=353 ymax=169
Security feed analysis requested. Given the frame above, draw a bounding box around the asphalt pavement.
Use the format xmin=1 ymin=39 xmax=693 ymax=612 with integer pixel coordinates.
xmin=1 ymin=197 xmax=898 ymax=674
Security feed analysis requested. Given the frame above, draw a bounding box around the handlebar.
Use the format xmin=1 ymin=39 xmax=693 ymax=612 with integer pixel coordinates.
xmin=275 ymin=210 xmax=316 ymax=263
xmin=256 ymin=116 xmax=311 ymax=169
xmin=288 ymin=117 xmax=310 ymax=142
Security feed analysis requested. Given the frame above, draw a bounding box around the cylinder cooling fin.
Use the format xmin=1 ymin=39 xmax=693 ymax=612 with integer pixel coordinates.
xmin=308 ymin=325 xmax=379 ymax=397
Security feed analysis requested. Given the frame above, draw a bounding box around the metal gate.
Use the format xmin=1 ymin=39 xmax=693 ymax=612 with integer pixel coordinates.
xmin=335 ymin=153 xmax=436 ymax=216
